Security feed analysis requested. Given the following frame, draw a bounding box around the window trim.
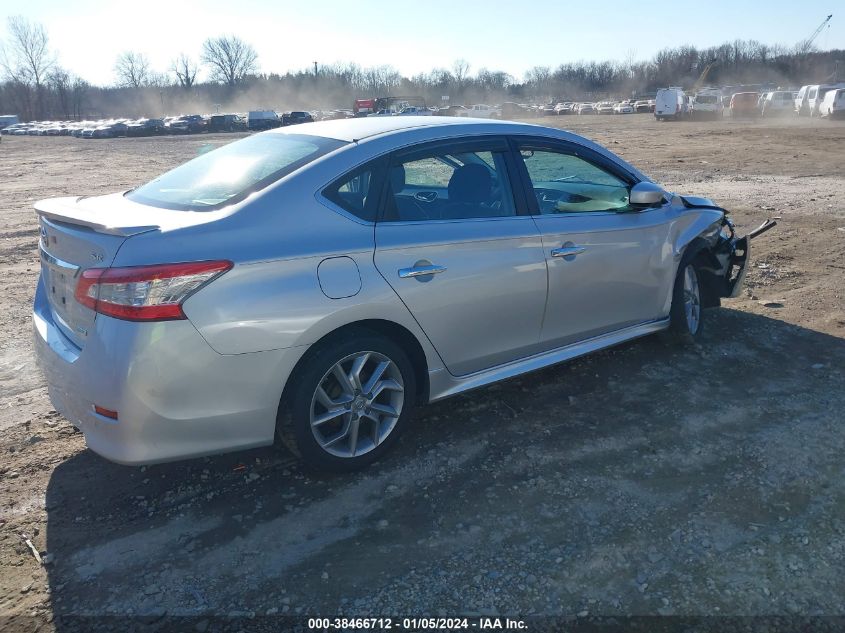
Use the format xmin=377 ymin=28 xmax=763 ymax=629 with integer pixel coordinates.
xmin=378 ymin=136 xmax=526 ymax=223
xmin=507 ymin=136 xmax=643 ymax=217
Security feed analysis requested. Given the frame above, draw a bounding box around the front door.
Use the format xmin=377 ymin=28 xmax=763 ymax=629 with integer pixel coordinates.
xmin=514 ymin=141 xmax=674 ymax=349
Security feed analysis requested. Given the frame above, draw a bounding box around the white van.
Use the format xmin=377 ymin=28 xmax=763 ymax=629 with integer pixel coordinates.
xmin=807 ymin=84 xmax=845 ymax=117
xmin=794 ymin=86 xmax=811 ymax=116
xmin=691 ymin=90 xmax=722 ymax=120
xmin=655 ymin=87 xmax=686 ymax=121
xmin=761 ymin=91 xmax=796 ymax=117
xmin=819 ymin=88 xmax=845 ymax=119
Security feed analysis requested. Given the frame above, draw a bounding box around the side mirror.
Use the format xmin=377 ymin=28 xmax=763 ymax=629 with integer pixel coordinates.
xmin=629 ymin=182 xmax=665 ymax=206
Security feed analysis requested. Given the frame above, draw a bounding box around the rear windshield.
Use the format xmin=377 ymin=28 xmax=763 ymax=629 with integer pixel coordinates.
xmin=695 ymin=95 xmax=718 ymax=103
xmin=127 ymin=133 xmax=345 ymax=211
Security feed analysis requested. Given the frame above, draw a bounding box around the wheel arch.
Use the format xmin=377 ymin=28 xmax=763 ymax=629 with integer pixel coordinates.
xmin=277 ymin=319 xmax=431 ymax=422
xmin=677 ymin=236 xmax=723 ymax=308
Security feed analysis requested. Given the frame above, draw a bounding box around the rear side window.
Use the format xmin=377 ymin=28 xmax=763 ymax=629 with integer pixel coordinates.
xmin=127 ymin=133 xmax=345 ymax=211
xmin=322 ymin=160 xmax=385 ymax=222
xmin=382 ymin=145 xmax=516 ymax=222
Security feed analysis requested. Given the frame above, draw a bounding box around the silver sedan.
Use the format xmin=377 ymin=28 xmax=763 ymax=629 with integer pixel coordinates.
xmin=32 ymin=117 xmax=765 ymax=470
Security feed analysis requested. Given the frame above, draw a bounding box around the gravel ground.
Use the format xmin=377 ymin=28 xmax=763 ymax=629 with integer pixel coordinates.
xmin=0 ymin=115 xmax=844 ymax=632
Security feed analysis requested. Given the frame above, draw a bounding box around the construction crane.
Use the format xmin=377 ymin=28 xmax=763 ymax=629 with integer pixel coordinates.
xmin=693 ymin=58 xmax=719 ymax=91
xmin=798 ymin=14 xmax=833 ymax=54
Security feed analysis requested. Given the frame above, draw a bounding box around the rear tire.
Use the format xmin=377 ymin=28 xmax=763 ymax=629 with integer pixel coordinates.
xmin=668 ymin=259 xmax=704 ymax=344
xmin=278 ymin=331 xmax=417 ymax=472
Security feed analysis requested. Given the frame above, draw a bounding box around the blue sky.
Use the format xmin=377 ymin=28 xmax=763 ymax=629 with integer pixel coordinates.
xmin=4 ymin=0 xmax=841 ymax=85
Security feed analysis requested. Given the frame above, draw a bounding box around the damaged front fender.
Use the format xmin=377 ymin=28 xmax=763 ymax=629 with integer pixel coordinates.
xmin=695 ymin=216 xmax=777 ymax=307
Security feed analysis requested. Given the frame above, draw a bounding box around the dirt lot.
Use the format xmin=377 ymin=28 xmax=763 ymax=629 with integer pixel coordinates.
xmin=1 ymin=115 xmax=844 ymax=631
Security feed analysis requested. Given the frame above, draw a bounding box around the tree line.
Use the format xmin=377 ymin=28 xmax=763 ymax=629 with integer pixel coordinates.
xmin=1 ymin=15 xmax=843 ymax=121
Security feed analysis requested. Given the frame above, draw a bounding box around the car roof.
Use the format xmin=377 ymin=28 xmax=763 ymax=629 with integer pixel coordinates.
xmin=266 ymin=116 xmax=651 ymax=185
xmin=268 ymin=116 xmax=537 ymax=143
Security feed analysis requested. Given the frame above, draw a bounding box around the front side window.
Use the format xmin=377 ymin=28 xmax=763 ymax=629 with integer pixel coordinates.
xmin=518 ymin=148 xmax=633 ymax=214
xmin=382 ymin=146 xmax=516 ymax=221
xmin=127 ymin=133 xmax=345 ymax=211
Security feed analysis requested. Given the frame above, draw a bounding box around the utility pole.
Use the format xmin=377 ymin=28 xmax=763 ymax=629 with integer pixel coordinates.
xmin=313 ymin=61 xmax=318 ymax=77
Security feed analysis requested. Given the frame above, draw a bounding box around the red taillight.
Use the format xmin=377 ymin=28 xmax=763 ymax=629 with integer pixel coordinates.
xmin=74 ymin=260 xmax=232 ymax=322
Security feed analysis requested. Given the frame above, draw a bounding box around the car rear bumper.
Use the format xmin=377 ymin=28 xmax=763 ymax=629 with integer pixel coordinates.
xmin=33 ymin=277 xmax=302 ymax=465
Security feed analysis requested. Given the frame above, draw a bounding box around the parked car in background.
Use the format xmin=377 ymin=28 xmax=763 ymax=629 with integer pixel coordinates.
xmin=655 ymin=88 xmax=686 ymax=121
xmin=126 ymin=118 xmax=167 ymax=137
xmin=92 ymin=121 xmax=129 ymax=138
xmin=467 ymin=104 xmax=502 ymax=119
xmin=169 ymin=115 xmax=206 ymax=134
xmin=819 ymin=88 xmax=845 ymax=119
xmin=396 ymin=106 xmax=433 ymax=116
xmin=760 ymin=91 xmax=795 ymax=117
xmin=440 ymin=105 xmax=470 ymax=117
xmin=501 ymin=102 xmax=532 ymax=119
xmin=794 ymin=85 xmax=811 ymax=116
xmin=282 ymin=111 xmax=315 ymax=126
xmin=595 ymin=101 xmax=615 ymax=115
xmin=807 ymin=84 xmax=845 ymax=117
xmin=729 ymin=92 xmax=760 ymax=118
xmin=576 ymin=103 xmax=596 ymax=115
xmin=45 ymin=124 xmax=69 ymax=136
xmin=207 ymin=114 xmax=247 ymax=132
xmin=32 ymin=116 xmax=766 ymax=471
xmin=691 ymin=90 xmax=722 ymax=120
xmin=633 ymin=100 xmax=651 ymax=113
xmin=613 ymin=102 xmax=634 ymax=114
xmin=247 ymin=110 xmax=281 ymax=131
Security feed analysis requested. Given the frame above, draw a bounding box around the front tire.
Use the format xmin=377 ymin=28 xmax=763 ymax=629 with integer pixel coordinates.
xmin=668 ymin=261 xmax=704 ymax=343
xmin=279 ymin=331 xmax=417 ymax=472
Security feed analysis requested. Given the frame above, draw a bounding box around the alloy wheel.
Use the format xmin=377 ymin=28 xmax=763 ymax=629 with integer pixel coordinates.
xmin=309 ymin=351 xmax=404 ymax=458
xmin=683 ymin=265 xmax=701 ymax=334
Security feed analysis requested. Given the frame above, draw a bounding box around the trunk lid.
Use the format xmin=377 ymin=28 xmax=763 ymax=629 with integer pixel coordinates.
xmin=35 ymin=193 xmax=161 ymax=349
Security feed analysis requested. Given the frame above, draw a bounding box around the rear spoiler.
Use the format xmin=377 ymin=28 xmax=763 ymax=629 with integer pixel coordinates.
xmin=34 ymin=195 xmax=159 ymax=237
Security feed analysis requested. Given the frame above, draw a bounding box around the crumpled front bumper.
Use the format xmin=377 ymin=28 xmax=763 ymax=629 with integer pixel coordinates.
xmin=699 ymin=218 xmax=776 ymax=305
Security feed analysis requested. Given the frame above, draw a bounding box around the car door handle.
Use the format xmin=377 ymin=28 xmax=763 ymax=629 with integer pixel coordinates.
xmin=551 ymin=245 xmax=586 ymax=258
xmin=398 ymin=264 xmax=447 ymax=278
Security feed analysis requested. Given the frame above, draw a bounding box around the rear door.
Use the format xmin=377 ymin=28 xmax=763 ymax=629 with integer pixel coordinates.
xmin=512 ymin=139 xmax=674 ymax=349
xmin=374 ymin=137 xmax=548 ymax=376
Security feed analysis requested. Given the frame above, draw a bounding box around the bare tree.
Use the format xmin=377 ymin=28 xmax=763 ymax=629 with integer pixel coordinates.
xmin=201 ymin=35 xmax=258 ymax=86
xmin=452 ymin=58 xmax=471 ymax=91
xmin=170 ymin=53 xmax=198 ymax=89
xmin=1 ymin=16 xmax=54 ymax=119
xmin=114 ymin=51 xmax=151 ymax=88
xmin=70 ymin=77 xmax=89 ymax=119
xmin=147 ymin=71 xmax=170 ymax=88
xmin=48 ymin=66 xmax=70 ymax=118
